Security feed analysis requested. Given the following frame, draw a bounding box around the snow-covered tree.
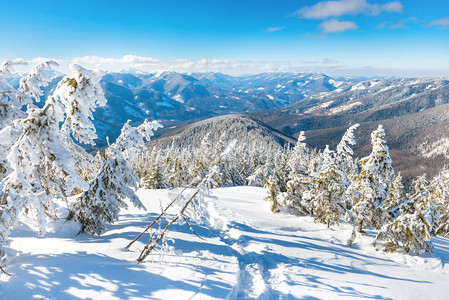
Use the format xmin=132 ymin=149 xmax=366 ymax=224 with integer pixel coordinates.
xmin=433 ymin=171 xmax=449 ymax=237
xmin=383 ymin=172 xmax=405 ymax=217
xmin=0 ymin=59 xmax=28 ymax=127
xmin=373 ymin=202 xmax=433 ymax=255
xmin=264 ymin=176 xmax=282 ymax=213
xmin=284 ymin=132 xmax=312 ymax=214
xmin=308 ymin=146 xmax=346 ymax=227
xmin=19 ymin=60 xmax=58 ymax=104
xmin=71 ymin=147 xmax=145 ymax=235
xmin=113 ymin=118 xmax=163 ymax=161
xmin=347 ymin=125 xmax=394 ymax=233
xmin=142 ymin=149 xmax=167 ymax=189
xmin=0 ymin=62 xmax=107 ymax=271
xmin=336 ymin=123 xmax=359 ymax=177
xmin=71 ymin=118 xmax=161 ymax=235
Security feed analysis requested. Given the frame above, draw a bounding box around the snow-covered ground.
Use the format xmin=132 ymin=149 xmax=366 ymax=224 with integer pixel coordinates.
xmin=2 ymin=186 xmax=449 ymax=299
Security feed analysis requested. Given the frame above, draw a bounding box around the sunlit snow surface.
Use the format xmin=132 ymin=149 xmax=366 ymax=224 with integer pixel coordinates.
xmin=2 ymin=187 xmax=449 ymax=299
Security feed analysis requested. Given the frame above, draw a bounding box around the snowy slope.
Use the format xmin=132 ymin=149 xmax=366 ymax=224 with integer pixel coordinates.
xmin=2 ymin=187 xmax=449 ymax=299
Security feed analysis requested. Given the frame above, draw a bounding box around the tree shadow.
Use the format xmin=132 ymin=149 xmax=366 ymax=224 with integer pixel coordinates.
xmin=3 ymin=251 xmax=235 ymax=299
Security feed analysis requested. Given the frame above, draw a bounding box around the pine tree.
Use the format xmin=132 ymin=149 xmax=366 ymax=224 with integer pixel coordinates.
xmin=0 ymin=62 xmax=106 ymax=270
xmin=373 ymin=202 xmax=433 ymax=255
xmin=71 ymin=118 xmax=161 ymax=234
xmin=433 ymin=171 xmax=449 ymax=237
xmin=336 ymin=123 xmax=359 ymax=177
xmin=264 ymin=176 xmax=281 ymax=213
xmin=383 ymin=172 xmax=405 ymax=217
xmin=347 ymin=125 xmax=393 ymax=234
xmin=72 ymin=147 xmax=145 ymax=235
xmin=309 ymin=146 xmax=346 ymax=227
xmin=408 ymin=175 xmax=439 ymax=235
xmin=285 ymin=132 xmax=312 ymax=214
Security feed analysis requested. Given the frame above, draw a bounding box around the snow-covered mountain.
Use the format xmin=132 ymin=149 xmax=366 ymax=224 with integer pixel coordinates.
xmin=95 ymin=72 xmax=352 ymax=140
xmin=284 ymin=76 xmax=449 ymax=116
xmin=151 ymin=114 xmax=296 ymax=149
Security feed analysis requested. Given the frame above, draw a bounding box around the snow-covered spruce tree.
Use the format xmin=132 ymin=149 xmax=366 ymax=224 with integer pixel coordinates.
xmin=191 ymin=132 xmax=214 ymax=180
xmin=308 ymin=146 xmax=346 ymax=227
xmin=71 ymin=119 xmax=161 ymax=235
xmin=284 ymin=131 xmax=312 ymax=214
xmin=264 ymin=176 xmax=282 ymax=213
xmin=71 ymin=147 xmax=145 ymax=235
xmin=335 ymin=124 xmax=359 ymax=210
xmin=433 ymin=171 xmax=449 ymax=237
xmin=335 ymin=123 xmax=359 ymax=176
xmin=373 ymin=202 xmax=433 ymax=255
xmin=347 ymin=125 xmax=393 ymax=235
xmin=0 ymin=59 xmax=29 ymax=180
xmin=142 ymin=149 xmax=167 ymax=189
xmin=269 ymin=147 xmax=290 ymax=193
xmin=0 ymin=62 xmax=106 ymax=270
xmin=407 ymin=174 xmax=439 ymax=235
xmin=383 ymin=172 xmax=405 ymax=218
xmin=374 ymin=173 xmax=438 ymax=254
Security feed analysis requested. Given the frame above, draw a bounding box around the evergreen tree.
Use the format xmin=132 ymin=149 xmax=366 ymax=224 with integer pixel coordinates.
xmin=347 ymin=125 xmax=394 ymax=233
xmin=336 ymin=123 xmax=359 ymax=177
xmin=284 ymin=132 xmax=312 ymax=214
xmin=373 ymin=202 xmax=433 ymax=255
xmin=309 ymin=146 xmax=346 ymax=227
xmin=383 ymin=172 xmax=405 ymax=217
xmin=71 ymin=118 xmax=161 ymax=234
xmin=433 ymin=171 xmax=449 ymax=237
xmin=0 ymin=62 xmax=105 ymax=270
xmin=72 ymin=147 xmax=145 ymax=235
xmin=264 ymin=176 xmax=281 ymax=213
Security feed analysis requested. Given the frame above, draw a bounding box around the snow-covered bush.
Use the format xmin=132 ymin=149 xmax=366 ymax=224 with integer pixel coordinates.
xmin=373 ymin=202 xmax=433 ymax=255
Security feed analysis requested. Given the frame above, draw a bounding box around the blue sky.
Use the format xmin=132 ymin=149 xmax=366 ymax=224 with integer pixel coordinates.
xmin=1 ymin=0 xmax=448 ymax=76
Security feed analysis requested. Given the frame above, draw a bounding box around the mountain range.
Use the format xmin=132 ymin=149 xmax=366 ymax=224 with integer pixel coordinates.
xmin=10 ymin=70 xmax=449 ymax=180
xmin=31 ymin=71 xmax=354 ymax=145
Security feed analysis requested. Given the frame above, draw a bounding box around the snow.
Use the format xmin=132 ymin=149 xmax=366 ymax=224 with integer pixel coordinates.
xmin=2 ymin=186 xmax=449 ymax=299
xmin=305 ymin=102 xmax=333 ymax=114
xmin=419 ymin=138 xmax=449 ymax=158
xmin=369 ymin=81 xmax=381 ymax=87
xmin=350 ymin=83 xmax=367 ymax=91
xmin=156 ymin=97 xmax=175 ymax=108
xmin=329 ymin=79 xmax=345 ymax=88
xmin=172 ymin=94 xmax=184 ymax=103
xmin=330 ymin=101 xmax=362 ymax=114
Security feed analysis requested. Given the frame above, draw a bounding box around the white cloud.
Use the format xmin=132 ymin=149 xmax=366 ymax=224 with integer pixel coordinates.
xmin=428 ymin=17 xmax=449 ymax=29
xmin=72 ymin=55 xmax=159 ymax=66
xmin=303 ymin=58 xmax=339 ymax=64
xmin=320 ymin=19 xmax=358 ymax=34
xmin=295 ymin=0 xmax=402 ymax=19
xmin=68 ymin=55 xmax=348 ymax=75
xmin=266 ymin=26 xmax=286 ymax=33
xmin=377 ymin=17 xmax=423 ymax=30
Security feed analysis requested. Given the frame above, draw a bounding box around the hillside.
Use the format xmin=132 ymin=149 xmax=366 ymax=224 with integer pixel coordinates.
xmin=149 ymin=114 xmax=297 ymax=149
xmin=3 ymin=187 xmax=449 ymax=299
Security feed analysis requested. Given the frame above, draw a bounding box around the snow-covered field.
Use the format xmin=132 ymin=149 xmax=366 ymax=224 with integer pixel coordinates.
xmin=2 ymin=186 xmax=449 ymax=299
